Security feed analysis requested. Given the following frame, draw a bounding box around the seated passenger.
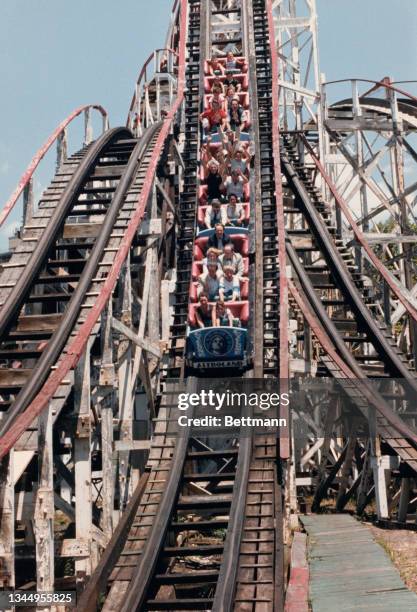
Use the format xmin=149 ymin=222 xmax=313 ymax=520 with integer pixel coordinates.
xmin=211 ymin=76 xmax=225 ymax=95
xmin=204 ymin=198 xmax=226 ymax=229
xmin=200 ymin=100 xmax=227 ymax=135
xmin=227 ymin=98 xmax=248 ymax=132
xmin=229 ymin=148 xmax=250 ymax=177
xmin=201 ymin=137 xmax=226 ymax=170
xmin=202 ymin=161 xmax=224 ymax=202
xmin=208 ymin=56 xmax=225 ymax=77
xmin=225 ymin=51 xmax=245 ymax=73
xmin=202 ymin=247 xmax=221 ymax=274
xmin=212 ymin=300 xmax=234 ymax=327
xmin=198 ymin=263 xmax=221 ymax=301
xmin=222 ymin=128 xmax=241 ymax=157
xmin=220 ymin=266 xmax=240 ymax=301
xmin=225 ymin=194 xmax=244 ymax=227
xmin=207 ymin=223 xmax=233 ymax=254
xmin=224 ymin=84 xmax=237 ymax=110
xmin=224 ymin=71 xmax=242 ymax=93
xmin=224 ymin=168 xmax=248 ymax=200
xmin=195 ymin=293 xmax=213 ymax=328
xmin=208 ymin=83 xmax=225 ymax=110
xmin=219 ymin=243 xmax=244 ymax=277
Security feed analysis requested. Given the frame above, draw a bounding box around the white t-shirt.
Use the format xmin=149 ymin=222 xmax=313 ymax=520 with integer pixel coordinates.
xmin=225 ymin=176 xmax=245 ymax=199
xmin=220 ymin=274 xmax=240 ymax=296
xmin=226 ymin=202 xmax=244 ymax=222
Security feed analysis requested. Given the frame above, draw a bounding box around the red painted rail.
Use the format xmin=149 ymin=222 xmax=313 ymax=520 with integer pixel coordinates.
xmin=0 ymin=104 xmax=108 ymax=230
xmin=301 ymin=134 xmax=417 ymax=324
xmin=0 ymin=0 xmax=187 ymax=459
xmin=266 ymin=0 xmax=290 ymax=458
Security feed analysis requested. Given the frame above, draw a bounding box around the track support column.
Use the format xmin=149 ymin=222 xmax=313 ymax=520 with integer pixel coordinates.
xmin=99 ymin=302 xmax=116 ymax=537
xmin=34 ymin=404 xmax=55 ymax=608
xmin=0 ymin=453 xmax=14 ymax=592
xmin=117 ymin=261 xmax=134 ymax=508
xmin=74 ymin=340 xmax=95 ymax=591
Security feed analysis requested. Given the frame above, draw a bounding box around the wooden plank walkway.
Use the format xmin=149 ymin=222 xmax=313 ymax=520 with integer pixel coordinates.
xmin=301 ymin=514 xmax=417 ymax=611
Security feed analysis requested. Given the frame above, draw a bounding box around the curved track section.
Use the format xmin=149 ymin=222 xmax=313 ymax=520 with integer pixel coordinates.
xmin=0 ymin=123 xmax=168 ymax=458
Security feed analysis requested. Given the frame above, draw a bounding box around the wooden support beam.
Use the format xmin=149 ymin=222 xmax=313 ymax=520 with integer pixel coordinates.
xmin=34 ymin=404 xmax=55 ymax=604
xmin=111 ymin=317 xmax=161 ymax=359
xmin=99 ymin=302 xmax=116 ymax=538
xmin=74 ymin=340 xmax=94 ymax=591
xmin=117 ymin=262 xmax=135 ymax=509
xmin=398 ymin=478 xmax=411 ymax=523
xmin=0 ymin=453 xmax=14 ymax=589
xmin=156 ymin=178 xmax=177 ymax=217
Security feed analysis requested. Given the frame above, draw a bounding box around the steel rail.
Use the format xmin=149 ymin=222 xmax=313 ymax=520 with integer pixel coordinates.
xmin=0 ymin=123 xmax=160 ymax=439
xmin=300 ymin=134 xmax=417 ymax=324
xmin=0 ymin=104 xmax=108 ymax=230
xmin=120 ymin=400 xmax=195 ymax=612
xmin=0 ymin=0 xmax=188 ymax=461
xmin=281 ymin=153 xmax=417 ymax=383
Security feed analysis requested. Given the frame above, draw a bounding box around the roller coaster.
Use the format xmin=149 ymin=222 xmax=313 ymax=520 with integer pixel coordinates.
xmin=1 ymin=0 xmax=417 ymax=610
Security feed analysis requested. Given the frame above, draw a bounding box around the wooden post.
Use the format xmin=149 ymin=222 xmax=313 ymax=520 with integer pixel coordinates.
xmin=99 ymin=302 xmax=116 ymax=537
xmin=356 ymin=440 xmax=373 ymax=515
xmin=34 ymin=404 xmax=55 ymax=606
xmin=23 ymin=178 xmax=34 ymax=227
xmin=117 ymin=262 xmax=134 ymax=507
xmin=372 ymin=455 xmax=391 ymax=520
xmin=0 ymin=453 xmax=14 ymax=591
xmin=84 ymin=108 xmax=93 ymax=145
xmin=398 ymin=477 xmax=410 ymax=523
xmin=56 ymin=128 xmax=68 ymax=171
xmin=74 ymin=340 xmax=94 ymax=591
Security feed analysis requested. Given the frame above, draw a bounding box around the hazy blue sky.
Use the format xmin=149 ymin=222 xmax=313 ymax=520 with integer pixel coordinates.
xmin=0 ymin=0 xmax=416 ymax=245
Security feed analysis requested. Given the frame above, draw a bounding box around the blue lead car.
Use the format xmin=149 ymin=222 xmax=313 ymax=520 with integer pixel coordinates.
xmin=187 ymin=326 xmax=248 ymax=369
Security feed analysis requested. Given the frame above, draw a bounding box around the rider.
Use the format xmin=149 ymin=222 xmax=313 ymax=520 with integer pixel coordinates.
xmin=219 ymin=265 xmax=241 ymax=301
xmin=204 ymin=198 xmax=227 ymax=229
xmin=225 ymin=194 xmax=245 ymax=227
xmin=219 ymin=243 xmax=244 ymax=277
xmin=207 ymin=223 xmax=233 ymax=254
xmin=212 ymin=300 xmax=234 ymax=327
xmin=198 ymin=262 xmax=221 ymax=301
xmin=195 ymin=293 xmax=213 ymax=328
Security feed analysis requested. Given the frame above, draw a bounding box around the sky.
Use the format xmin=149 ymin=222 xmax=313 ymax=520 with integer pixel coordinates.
xmin=0 ymin=0 xmax=416 ymax=246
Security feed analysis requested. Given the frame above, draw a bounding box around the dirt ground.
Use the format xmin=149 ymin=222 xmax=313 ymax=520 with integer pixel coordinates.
xmin=366 ymin=522 xmax=417 ymax=594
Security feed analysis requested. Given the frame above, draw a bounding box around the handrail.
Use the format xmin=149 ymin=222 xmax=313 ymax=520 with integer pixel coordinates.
xmin=323 ymin=78 xmax=417 ymax=104
xmin=126 ymin=47 xmax=179 ymax=131
xmin=266 ymin=0 xmax=290 ymax=458
xmin=0 ymin=0 xmax=187 ymax=460
xmin=0 ymin=104 xmax=108 ymax=230
xmin=300 ymin=133 xmax=417 ymax=324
